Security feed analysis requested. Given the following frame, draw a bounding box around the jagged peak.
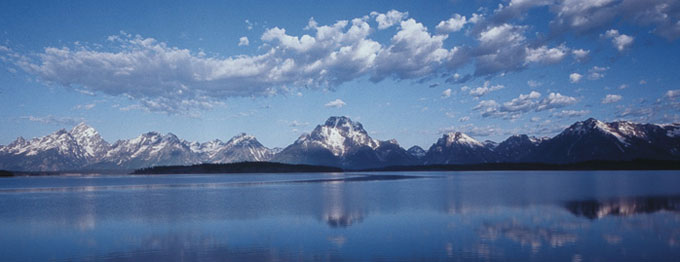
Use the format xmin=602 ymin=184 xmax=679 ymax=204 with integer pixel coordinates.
xmin=69 ymin=122 xmax=100 ymax=137
xmin=226 ymin=132 xmax=259 ymax=146
xmin=442 ymin=132 xmax=483 ymax=147
xmin=322 ymin=116 xmax=366 ymax=133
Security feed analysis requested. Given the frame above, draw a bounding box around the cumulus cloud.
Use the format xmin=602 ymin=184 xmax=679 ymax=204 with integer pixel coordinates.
xmin=372 ymin=18 xmax=454 ymax=81
xmin=549 ymin=0 xmax=618 ymax=33
xmin=571 ymin=48 xmax=590 ymax=61
xmin=569 ymin=73 xmax=583 ymax=83
xmin=537 ymin=92 xmax=578 ymax=111
xmin=474 ymin=23 xmax=529 ymax=75
xmin=371 ymin=10 xmax=408 ymax=30
xmin=475 ymin=91 xmax=577 ymax=118
xmin=525 ymin=44 xmax=569 ymax=64
xmin=11 ymin=6 xmax=667 ymax=115
xmin=468 ymin=81 xmax=504 ymax=97
xmin=442 ymin=88 xmax=452 ymax=98
xmin=664 ymin=89 xmax=680 ymax=99
xmin=238 ymin=36 xmax=249 ymax=46
xmin=436 ymin=14 xmax=468 ymax=34
xmin=602 ymin=94 xmax=622 ymax=104
xmin=325 ymin=99 xmax=346 ymax=108
xmin=501 ymin=91 xmax=542 ymax=113
xmin=603 ymin=29 xmax=634 ymax=51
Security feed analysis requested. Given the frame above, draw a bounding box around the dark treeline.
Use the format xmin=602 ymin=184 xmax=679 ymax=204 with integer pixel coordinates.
xmin=132 ymin=159 xmax=680 ymax=174
xmin=358 ymin=159 xmax=680 ymax=172
xmin=132 ymin=161 xmax=343 ymax=174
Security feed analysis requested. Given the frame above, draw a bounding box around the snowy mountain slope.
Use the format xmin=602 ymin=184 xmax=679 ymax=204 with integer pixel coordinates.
xmin=527 ymin=118 xmax=680 ymax=163
xmin=272 ymin=116 xmax=415 ymax=169
xmin=1 ymin=118 xmax=678 ymax=171
xmin=424 ymin=132 xmax=496 ymax=164
xmin=208 ymin=133 xmax=274 ymax=163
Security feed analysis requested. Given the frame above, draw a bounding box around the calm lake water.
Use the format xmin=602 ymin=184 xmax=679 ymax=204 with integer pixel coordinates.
xmin=1 ymin=171 xmax=680 ymax=261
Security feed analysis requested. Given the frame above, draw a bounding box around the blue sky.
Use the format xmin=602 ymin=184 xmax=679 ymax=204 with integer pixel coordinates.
xmin=1 ymin=0 xmax=679 ymax=148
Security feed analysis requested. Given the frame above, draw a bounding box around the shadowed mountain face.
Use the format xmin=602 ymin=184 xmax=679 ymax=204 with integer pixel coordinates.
xmin=1 ymin=117 xmax=679 ymax=171
xmin=424 ymin=132 xmax=496 ymax=165
xmin=527 ymin=118 xmax=680 ymax=163
xmin=565 ymin=195 xmax=680 ymax=219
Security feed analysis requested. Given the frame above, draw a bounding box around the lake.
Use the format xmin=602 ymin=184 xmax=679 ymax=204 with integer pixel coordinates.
xmin=1 ymin=171 xmax=679 ymax=261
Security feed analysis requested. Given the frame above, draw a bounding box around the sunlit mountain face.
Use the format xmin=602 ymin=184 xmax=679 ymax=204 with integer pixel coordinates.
xmin=1 ymin=117 xmax=678 ymax=171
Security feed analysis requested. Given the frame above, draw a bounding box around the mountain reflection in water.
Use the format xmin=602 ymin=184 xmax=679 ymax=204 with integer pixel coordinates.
xmin=2 ymin=171 xmax=680 ymax=261
xmin=565 ymin=195 xmax=680 ymax=219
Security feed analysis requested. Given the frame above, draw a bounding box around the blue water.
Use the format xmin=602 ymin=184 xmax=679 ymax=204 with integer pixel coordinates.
xmin=1 ymin=171 xmax=679 ymax=261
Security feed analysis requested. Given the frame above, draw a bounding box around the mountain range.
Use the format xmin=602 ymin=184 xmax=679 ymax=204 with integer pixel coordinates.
xmin=1 ymin=117 xmax=679 ymax=171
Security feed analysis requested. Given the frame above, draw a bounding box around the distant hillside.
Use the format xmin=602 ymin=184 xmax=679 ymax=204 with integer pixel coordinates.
xmin=132 ymin=161 xmax=343 ymax=174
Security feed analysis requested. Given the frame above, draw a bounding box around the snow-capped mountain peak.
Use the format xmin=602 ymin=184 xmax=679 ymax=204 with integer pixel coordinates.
xmin=407 ymin=145 xmax=426 ymax=158
xmin=562 ymin=118 xmax=654 ymax=146
xmin=302 ymin=116 xmax=380 ymax=157
xmin=443 ymin=132 xmax=484 ymax=147
xmin=226 ymin=133 xmax=257 ymax=146
xmin=69 ymin=122 xmax=110 ymax=159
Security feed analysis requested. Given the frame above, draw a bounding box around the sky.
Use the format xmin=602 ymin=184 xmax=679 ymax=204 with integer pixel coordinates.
xmin=1 ymin=0 xmax=679 ymax=149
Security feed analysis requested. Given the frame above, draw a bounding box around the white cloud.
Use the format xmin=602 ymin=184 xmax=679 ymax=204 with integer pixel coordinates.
xmin=603 ymin=29 xmax=634 ymax=51
xmin=588 ymin=65 xmax=608 ymax=80
xmin=441 ymin=88 xmax=452 ymax=98
xmin=238 ymin=36 xmax=249 ymax=46
xmin=477 ymin=91 xmax=577 ymax=117
xmin=74 ymin=103 xmax=96 ymax=110
xmin=475 ymin=23 xmax=530 ymax=75
xmin=372 ymin=18 xmax=454 ymax=81
xmin=473 ymin=99 xmax=502 ymax=118
xmin=8 ymin=10 xmax=589 ymax=115
xmin=537 ymin=92 xmax=578 ymax=111
xmin=371 ymin=10 xmax=408 ymax=30
xmin=525 ymin=44 xmax=568 ymax=64
xmin=552 ymin=109 xmax=590 ymax=118
xmin=601 ymin=94 xmax=622 ymax=104
xmin=527 ymin=80 xmax=541 ymax=87
xmin=436 ymin=14 xmax=468 ymax=34
xmin=665 ymin=89 xmax=680 ymax=99
xmin=571 ymin=48 xmax=590 ymax=61
xmin=501 ymin=91 xmax=541 ymax=113
xmin=569 ymin=73 xmax=583 ymax=83
xmin=550 ymin=0 xmax=618 ymax=33
xmin=459 ymin=116 xmax=470 ymax=122
xmin=325 ymin=99 xmax=346 ymax=108
xmin=468 ymin=81 xmax=504 ymax=97
xmin=479 ymin=23 xmax=526 ymax=48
